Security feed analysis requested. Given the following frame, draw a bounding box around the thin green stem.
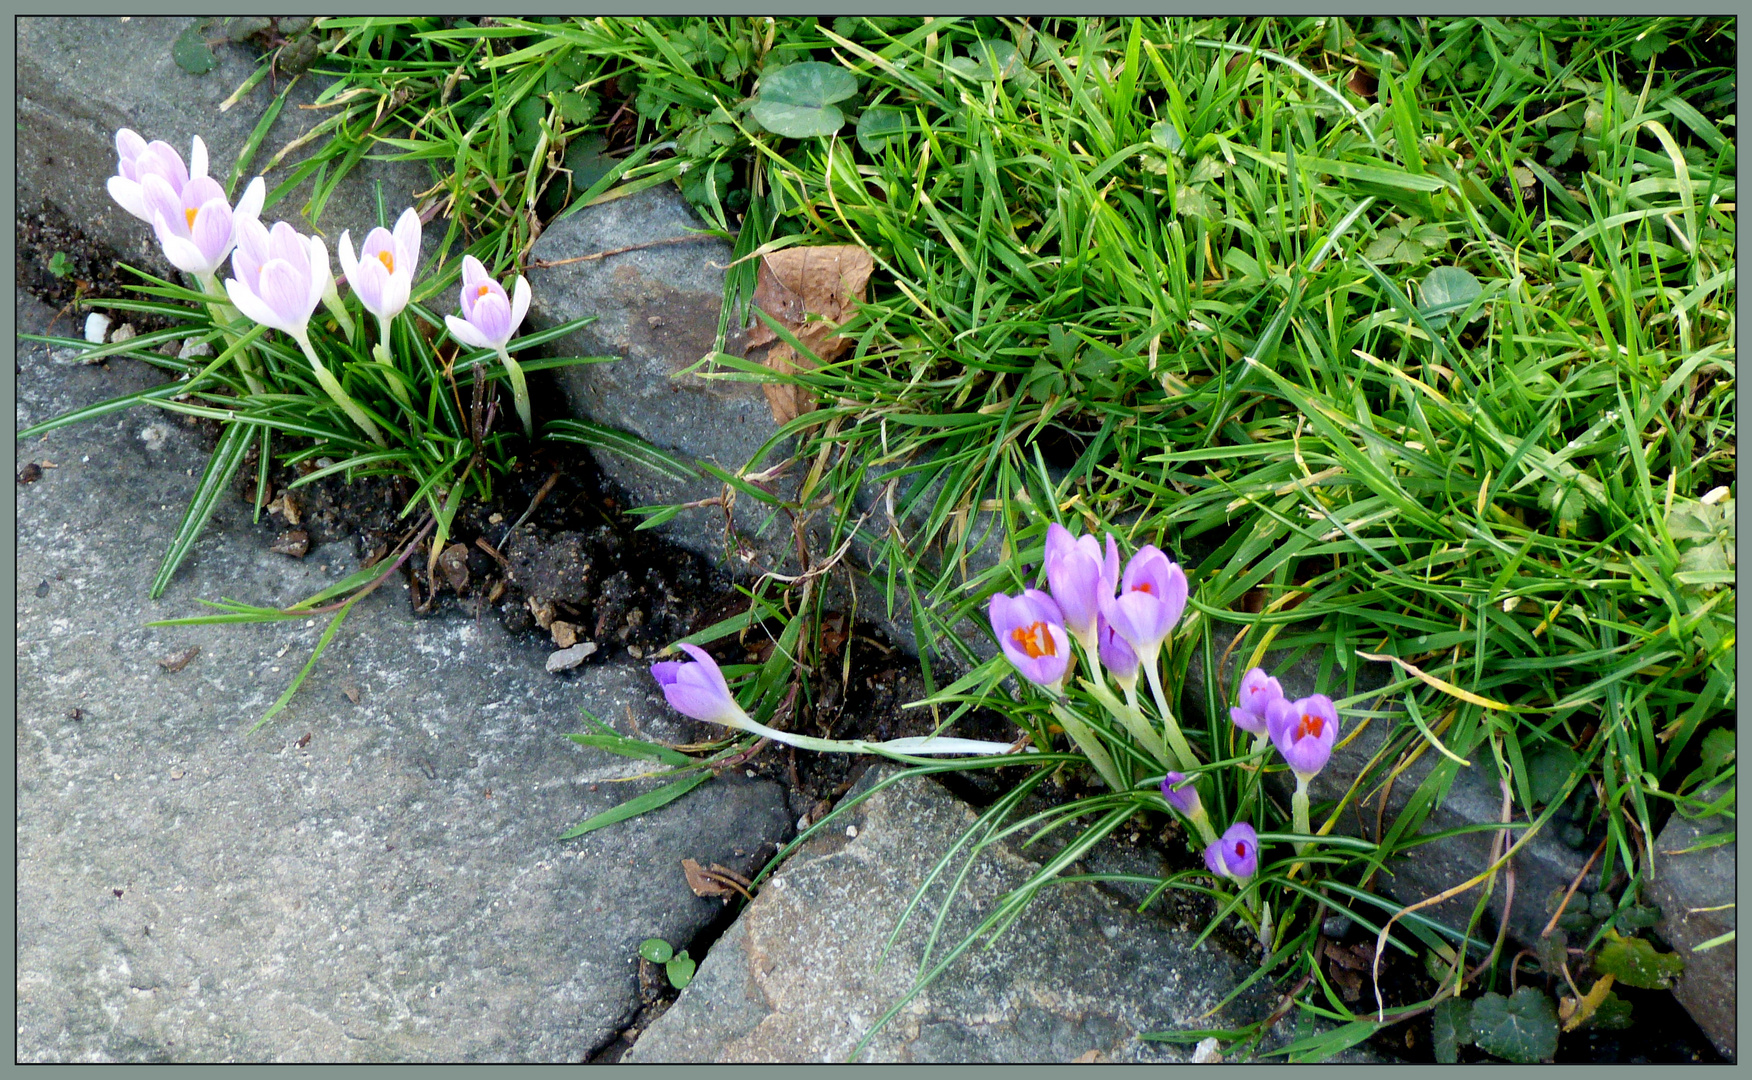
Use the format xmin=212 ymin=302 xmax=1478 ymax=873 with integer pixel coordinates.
xmin=1292 ymin=775 xmax=1311 ymax=857
xmin=1142 ymin=653 xmax=1200 ymax=772
xmin=195 ymin=272 xmax=264 ymax=396
xmin=1048 ymin=699 xmax=1127 ymax=793
xmin=373 ymin=315 xmax=412 ymax=407
xmin=293 ymin=330 xmax=386 ymax=447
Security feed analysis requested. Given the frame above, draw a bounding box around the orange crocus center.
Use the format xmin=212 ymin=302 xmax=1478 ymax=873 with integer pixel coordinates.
xmin=1234 ymin=841 xmax=1247 ymax=858
xmin=1296 ymin=712 xmax=1325 ymax=740
xmin=377 ymin=250 xmax=395 ymax=274
xmin=476 ymin=284 xmax=492 ymax=298
xmin=184 ymin=207 xmax=198 ymax=230
xmin=1131 ymin=582 xmax=1154 ymax=595
xmin=1009 ymin=621 xmax=1057 ymax=660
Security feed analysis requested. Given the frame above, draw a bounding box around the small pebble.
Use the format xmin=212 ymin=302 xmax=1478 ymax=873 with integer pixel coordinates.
xmin=109 ymin=323 xmax=137 ymax=345
xmin=177 ymin=339 xmax=214 ymax=360
xmin=845 ymin=825 xmax=858 ymax=839
xmin=1191 ymin=1037 xmax=1223 ymax=1064
xmin=84 ymin=312 xmax=111 ymax=343
xmin=544 ymin=641 xmax=598 ymax=673
xmin=1322 ymin=915 xmax=1353 ymax=939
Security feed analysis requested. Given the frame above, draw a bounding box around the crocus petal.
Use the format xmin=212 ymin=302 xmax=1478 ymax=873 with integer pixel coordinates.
xmin=445 ymin=314 xmax=494 ymax=351
xmin=508 ymin=275 xmax=530 ymax=337
xmin=1045 ymin=524 xmax=1103 ymax=640
xmin=233 ymin=177 xmax=266 ymax=227
xmin=337 ymin=231 xmax=361 ymax=287
xmin=189 ymin=199 xmax=236 ymax=271
xmin=1229 ymin=705 xmax=1268 ymax=735
xmin=650 ymin=643 xmax=743 ymax=726
xmin=1101 ymin=535 xmax=1121 ymax=595
xmin=461 ymin=254 xmax=490 ymax=288
xmin=144 ymin=140 xmax=188 ymax=192
xmin=106 ymin=176 xmax=149 ymax=221
xmin=141 ymin=174 xmax=184 ymax=237
xmin=189 ymin=135 xmax=208 ymax=181
xmin=153 ymin=216 xmax=211 ymax=275
xmin=1096 ymin=612 xmax=1138 ymax=684
xmin=468 ymin=291 xmax=512 ymax=348
xmin=181 ymin=176 xmax=225 ymax=214
xmin=116 ymin=127 xmax=148 ymax=163
xmin=991 ymin=590 xmax=1070 ymax=688
xmin=392 ymin=207 xmax=421 ymax=275
xmin=305 ymin=234 xmax=332 ymax=314
xmin=225 ymin=275 xmax=290 ymax=334
xmin=258 ymin=259 xmax=313 ymax=332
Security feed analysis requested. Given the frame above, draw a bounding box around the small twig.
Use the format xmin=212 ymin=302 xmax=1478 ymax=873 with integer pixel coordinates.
xmin=1540 ymin=835 xmax=1609 ymax=939
xmin=295 ymin=515 xmax=437 ymax=616
xmin=508 ymin=470 xmax=561 ymax=535
xmin=526 ymin=233 xmax=716 ymax=269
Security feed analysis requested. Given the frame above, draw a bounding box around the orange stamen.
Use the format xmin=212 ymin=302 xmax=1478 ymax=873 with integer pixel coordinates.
xmin=377 ymin=250 xmax=395 ymax=274
xmin=1009 ymin=621 xmax=1057 ymax=660
xmin=1132 ymin=582 xmax=1154 ymax=595
xmin=1234 ymin=842 xmax=1247 ymax=858
xmin=1297 ymin=712 xmax=1325 ymax=740
xmin=184 ymin=207 xmax=198 ymax=230
xmin=476 ymin=284 xmax=491 ymax=298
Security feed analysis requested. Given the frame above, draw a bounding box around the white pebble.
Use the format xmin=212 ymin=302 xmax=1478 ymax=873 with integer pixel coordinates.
xmin=109 ymin=323 xmax=137 ymax=345
xmin=845 ymin=825 xmax=858 ymax=838
xmin=1191 ymin=1037 xmax=1223 ymax=1064
xmin=84 ymin=312 xmax=111 ymax=343
xmin=177 ymin=339 xmax=214 ymax=360
xmin=544 ymin=641 xmax=598 ymax=673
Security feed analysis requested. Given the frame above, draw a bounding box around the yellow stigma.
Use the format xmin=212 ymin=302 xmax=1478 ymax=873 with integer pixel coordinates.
xmin=476 ymin=284 xmax=491 ymax=298
xmin=1009 ymin=621 xmax=1057 ymax=659
xmin=376 ymin=250 xmax=395 ymax=274
xmin=184 ymin=207 xmax=198 ymax=230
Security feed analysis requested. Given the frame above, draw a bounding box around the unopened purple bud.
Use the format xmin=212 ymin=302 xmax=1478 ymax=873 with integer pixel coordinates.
xmin=1160 ymin=771 xmax=1199 ymax=815
xmin=1203 ymin=822 xmax=1259 ymax=881
xmin=1229 ymin=667 xmax=1284 ymax=734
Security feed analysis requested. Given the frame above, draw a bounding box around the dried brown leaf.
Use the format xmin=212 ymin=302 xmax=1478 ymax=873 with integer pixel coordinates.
xmin=744 ymin=245 xmax=873 ymax=424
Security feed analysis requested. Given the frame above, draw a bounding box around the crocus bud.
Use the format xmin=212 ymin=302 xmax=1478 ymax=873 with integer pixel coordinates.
xmin=1229 ymin=667 xmax=1284 ymax=734
xmin=1095 ymin=611 xmax=1139 ymax=688
xmin=989 ymin=589 xmax=1071 ymax=691
xmin=1203 ymin=822 xmax=1259 ymax=882
xmin=224 ymin=218 xmax=331 ymax=340
xmin=1100 ymin=544 xmax=1188 ymax=664
xmin=338 ymin=207 xmax=422 ymax=323
xmin=1044 ymin=523 xmax=1111 ymax=646
xmin=1266 ymin=694 xmax=1340 ymax=780
xmin=650 ymin=643 xmax=751 ymax=729
xmin=107 ymin=128 xmax=207 ymax=223
xmin=1161 ymin=771 xmax=1199 ymax=816
xmin=444 ymin=254 xmax=530 ymax=353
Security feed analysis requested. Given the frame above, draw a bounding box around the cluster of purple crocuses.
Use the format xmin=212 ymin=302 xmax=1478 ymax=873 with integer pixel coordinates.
xmin=984 ymin=522 xmax=1345 ymax=891
xmin=105 ymin=128 xmax=537 ymax=438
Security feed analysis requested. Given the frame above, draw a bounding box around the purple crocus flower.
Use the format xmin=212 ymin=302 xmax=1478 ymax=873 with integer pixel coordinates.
xmin=1229 ymin=667 xmax=1285 ymax=735
xmin=338 ymin=207 xmax=422 ymax=324
xmin=444 ymin=254 xmax=530 ymax=353
xmin=1099 ymin=544 xmax=1188 ymax=662
xmin=1266 ymin=694 xmax=1340 ymax=780
xmin=989 ymin=589 xmax=1071 ymax=691
xmin=1203 ymin=822 xmax=1259 ymax=881
xmin=650 ymin=643 xmax=749 ymax=728
xmin=1161 ymin=771 xmax=1200 ymax=815
xmin=106 ymin=128 xmax=207 ymax=224
xmin=1044 ymin=525 xmax=1121 ymax=647
xmin=141 ymin=172 xmax=265 ymax=279
xmin=1095 ymin=611 xmax=1139 ymax=688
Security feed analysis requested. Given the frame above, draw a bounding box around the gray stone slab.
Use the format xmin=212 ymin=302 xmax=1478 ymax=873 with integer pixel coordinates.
xmin=1647 ymin=788 xmax=1736 ymax=1060
xmin=17 ymin=17 xmax=440 ymax=276
xmin=626 ymin=766 xmax=1297 ymax=1064
xmin=15 ymin=291 xmax=794 ymax=1061
xmin=1184 ymin=627 xmax=1590 ymax=950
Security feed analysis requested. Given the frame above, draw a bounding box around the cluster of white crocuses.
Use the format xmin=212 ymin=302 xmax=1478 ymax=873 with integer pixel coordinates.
xmin=985 ymin=523 xmax=1344 ymax=890
xmin=105 ymin=128 xmax=537 ymax=440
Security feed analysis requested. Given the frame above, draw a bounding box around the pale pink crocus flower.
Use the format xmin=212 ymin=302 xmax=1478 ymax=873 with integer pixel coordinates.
xmin=445 ymin=254 xmax=533 ymax=436
xmin=225 ymin=218 xmax=384 ymax=446
xmin=339 ymin=208 xmax=422 ymax=405
xmin=106 ymin=128 xmax=207 ymax=223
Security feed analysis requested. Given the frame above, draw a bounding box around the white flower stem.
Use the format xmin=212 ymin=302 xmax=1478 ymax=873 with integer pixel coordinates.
xmin=195 ymin=273 xmax=264 ymax=396
xmin=1083 ymin=675 xmax=1169 ymax=766
xmin=495 ymin=345 xmax=533 ymax=437
xmin=294 ymin=331 xmax=386 ymax=447
xmin=1291 ymin=775 xmax=1312 ymax=857
xmin=1186 ymin=801 xmax=1221 ymax=848
xmin=1142 ymin=656 xmax=1200 ymax=773
xmin=721 ymin=710 xmax=1023 ymax=759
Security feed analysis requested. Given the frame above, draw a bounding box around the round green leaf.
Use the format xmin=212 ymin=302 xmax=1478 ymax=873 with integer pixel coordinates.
xmin=172 ymin=23 xmax=217 ymax=76
xmin=1471 ymin=987 xmax=1558 ymax=1063
xmin=1593 ymin=931 xmax=1685 ymax=989
xmin=1150 ymin=120 xmax=1184 ymax=154
xmin=665 ymin=951 xmax=697 ymax=989
xmin=751 ymin=62 xmax=859 ymax=139
xmin=638 ymin=937 xmax=673 ymax=964
xmin=1418 ymin=265 xmax=1484 ymax=328
xmin=856 ymin=106 xmax=913 ymax=155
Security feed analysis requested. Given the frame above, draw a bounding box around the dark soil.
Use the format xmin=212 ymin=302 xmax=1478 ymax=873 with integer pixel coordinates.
xmin=17 ymin=201 xmax=178 ymax=338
